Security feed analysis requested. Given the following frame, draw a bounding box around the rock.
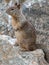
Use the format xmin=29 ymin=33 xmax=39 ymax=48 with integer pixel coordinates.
xmin=0 ymin=35 xmax=16 ymax=45
xmin=0 ymin=19 xmax=15 ymax=37
xmin=0 ymin=36 xmax=49 ymax=65
xmin=21 ymin=0 xmax=49 ymax=22
xmin=0 ymin=0 xmax=49 ymax=64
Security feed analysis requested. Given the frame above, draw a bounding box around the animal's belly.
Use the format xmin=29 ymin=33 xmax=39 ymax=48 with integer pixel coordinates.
xmin=15 ymin=31 xmax=26 ymax=42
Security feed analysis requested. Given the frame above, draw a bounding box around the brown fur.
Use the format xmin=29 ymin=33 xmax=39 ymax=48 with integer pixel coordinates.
xmin=6 ymin=5 xmax=36 ymax=51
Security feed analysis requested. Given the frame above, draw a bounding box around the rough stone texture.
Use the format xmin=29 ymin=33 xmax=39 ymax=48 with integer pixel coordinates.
xmin=0 ymin=0 xmax=49 ymax=64
xmin=21 ymin=0 xmax=49 ymax=63
xmin=0 ymin=17 xmax=15 ymax=37
xmin=0 ymin=36 xmax=49 ymax=65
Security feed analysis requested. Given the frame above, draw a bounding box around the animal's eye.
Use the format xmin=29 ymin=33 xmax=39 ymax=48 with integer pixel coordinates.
xmin=11 ymin=8 xmax=14 ymax=10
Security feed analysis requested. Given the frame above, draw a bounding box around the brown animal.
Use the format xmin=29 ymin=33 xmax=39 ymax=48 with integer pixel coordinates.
xmin=6 ymin=3 xmax=36 ymax=51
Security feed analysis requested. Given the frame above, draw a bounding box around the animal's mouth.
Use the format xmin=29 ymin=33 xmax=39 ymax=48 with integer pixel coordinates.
xmin=14 ymin=28 xmax=19 ymax=31
xmin=14 ymin=25 xmax=23 ymax=31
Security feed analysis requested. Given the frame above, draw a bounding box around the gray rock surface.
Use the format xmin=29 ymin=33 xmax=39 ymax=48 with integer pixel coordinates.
xmin=0 ymin=36 xmax=49 ymax=65
xmin=0 ymin=18 xmax=15 ymax=37
xmin=0 ymin=0 xmax=49 ymax=64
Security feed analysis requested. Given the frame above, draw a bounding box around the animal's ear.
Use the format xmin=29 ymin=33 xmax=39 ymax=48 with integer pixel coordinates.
xmin=15 ymin=2 xmax=17 ymax=6
xmin=15 ymin=2 xmax=20 ymax=9
xmin=17 ymin=4 xmax=20 ymax=9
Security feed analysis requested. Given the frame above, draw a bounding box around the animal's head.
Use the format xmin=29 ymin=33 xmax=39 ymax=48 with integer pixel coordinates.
xmin=6 ymin=3 xmax=21 ymax=18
